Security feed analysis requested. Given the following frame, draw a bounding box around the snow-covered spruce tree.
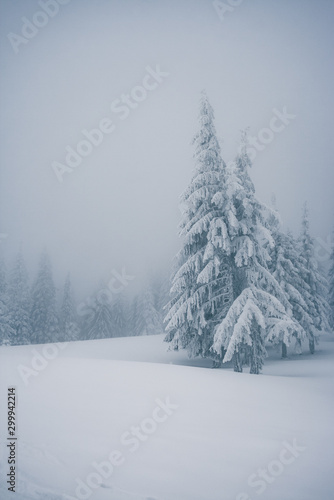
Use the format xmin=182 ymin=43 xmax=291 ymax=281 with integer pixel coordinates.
xmin=164 ymin=92 xmax=233 ymax=363
xmin=130 ymin=284 xmax=163 ymax=337
xmin=298 ymin=204 xmax=330 ymax=352
xmin=329 ymin=235 xmax=334 ymax=329
xmin=83 ymin=294 xmax=115 ymax=340
xmin=111 ymin=293 xmax=127 ymax=337
xmin=30 ymin=250 xmax=60 ymax=344
xmin=120 ymin=294 xmax=132 ymax=337
xmin=0 ymin=260 xmax=15 ymax=346
xmin=138 ymin=283 xmax=164 ymax=336
xmin=269 ymin=231 xmax=309 ymax=357
xmin=149 ymin=272 xmax=170 ymax=325
xmin=8 ymin=249 xmax=31 ymax=345
xmin=60 ymin=273 xmax=80 ymax=342
xmin=130 ymin=294 xmax=142 ymax=336
xmin=212 ymin=131 xmax=303 ymax=373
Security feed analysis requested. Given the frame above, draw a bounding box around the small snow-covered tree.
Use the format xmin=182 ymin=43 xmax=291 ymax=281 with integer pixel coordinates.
xmin=60 ymin=273 xmax=80 ymax=342
xmin=150 ymin=272 xmax=170 ymax=324
xmin=8 ymin=250 xmax=31 ymax=345
xmin=119 ymin=294 xmax=132 ymax=337
xmin=83 ymin=295 xmax=114 ymax=340
xmin=30 ymin=250 xmax=60 ymax=344
xmin=298 ymin=204 xmax=330 ymax=352
xmin=329 ymin=236 xmax=334 ymax=329
xmin=0 ymin=260 xmax=15 ymax=346
xmin=165 ymin=91 xmax=233 ymax=361
xmin=129 ymin=294 xmax=142 ymax=337
xmin=111 ymin=293 xmax=127 ymax=337
xmin=269 ymin=231 xmax=308 ymax=357
xmin=213 ymin=131 xmax=302 ymax=373
xmin=138 ymin=283 xmax=164 ymax=336
xmin=130 ymin=282 xmax=163 ymax=337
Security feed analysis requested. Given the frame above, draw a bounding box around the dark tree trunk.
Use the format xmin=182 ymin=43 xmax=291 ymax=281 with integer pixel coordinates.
xmin=233 ymin=352 xmax=243 ymax=372
xmin=249 ymin=323 xmax=265 ymax=374
xmin=309 ymin=337 xmax=315 ymax=354
xmin=211 ymin=347 xmax=225 ymax=369
xmin=242 ymin=345 xmax=251 ymax=366
xmin=281 ymin=342 xmax=288 ymax=359
xmin=250 ymin=360 xmax=260 ymax=374
xmin=212 ymin=359 xmax=222 ymax=369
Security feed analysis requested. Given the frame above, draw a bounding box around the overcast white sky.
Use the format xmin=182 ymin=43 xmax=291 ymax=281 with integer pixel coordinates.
xmin=1 ymin=0 xmax=333 ymax=297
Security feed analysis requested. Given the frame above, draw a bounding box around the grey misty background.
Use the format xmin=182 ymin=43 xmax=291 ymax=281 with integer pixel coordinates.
xmin=0 ymin=0 xmax=333 ymax=302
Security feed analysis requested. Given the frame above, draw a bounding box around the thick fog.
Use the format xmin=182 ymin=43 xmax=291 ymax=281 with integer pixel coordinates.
xmin=1 ymin=0 xmax=333 ymax=299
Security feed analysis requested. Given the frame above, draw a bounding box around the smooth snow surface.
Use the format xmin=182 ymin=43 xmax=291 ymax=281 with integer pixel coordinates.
xmin=0 ymin=334 xmax=333 ymax=500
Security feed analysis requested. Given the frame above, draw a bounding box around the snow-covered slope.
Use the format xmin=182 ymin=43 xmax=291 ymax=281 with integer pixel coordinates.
xmin=0 ymin=334 xmax=333 ymax=500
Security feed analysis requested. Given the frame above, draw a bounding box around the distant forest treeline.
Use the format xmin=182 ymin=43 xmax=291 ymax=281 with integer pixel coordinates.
xmin=0 ymin=249 xmax=170 ymax=346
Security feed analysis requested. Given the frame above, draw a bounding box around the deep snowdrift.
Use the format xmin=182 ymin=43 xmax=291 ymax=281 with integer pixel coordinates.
xmin=0 ymin=334 xmax=333 ymax=500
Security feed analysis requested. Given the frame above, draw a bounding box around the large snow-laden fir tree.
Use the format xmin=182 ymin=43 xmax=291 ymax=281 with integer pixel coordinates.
xmin=298 ymin=204 xmax=330 ymax=352
xmin=60 ymin=273 xmax=80 ymax=342
xmin=212 ymin=132 xmax=303 ymax=373
xmin=8 ymin=249 xmax=31 ymax=345
xmin=30 ymin=250 xmax=60 ymax=344
xmin=164 ymin=91 xmax=233 ymax=361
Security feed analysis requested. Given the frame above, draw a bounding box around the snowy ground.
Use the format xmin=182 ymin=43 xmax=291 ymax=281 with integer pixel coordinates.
xmin=0 ymin=334 xmax=333 ymax=500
